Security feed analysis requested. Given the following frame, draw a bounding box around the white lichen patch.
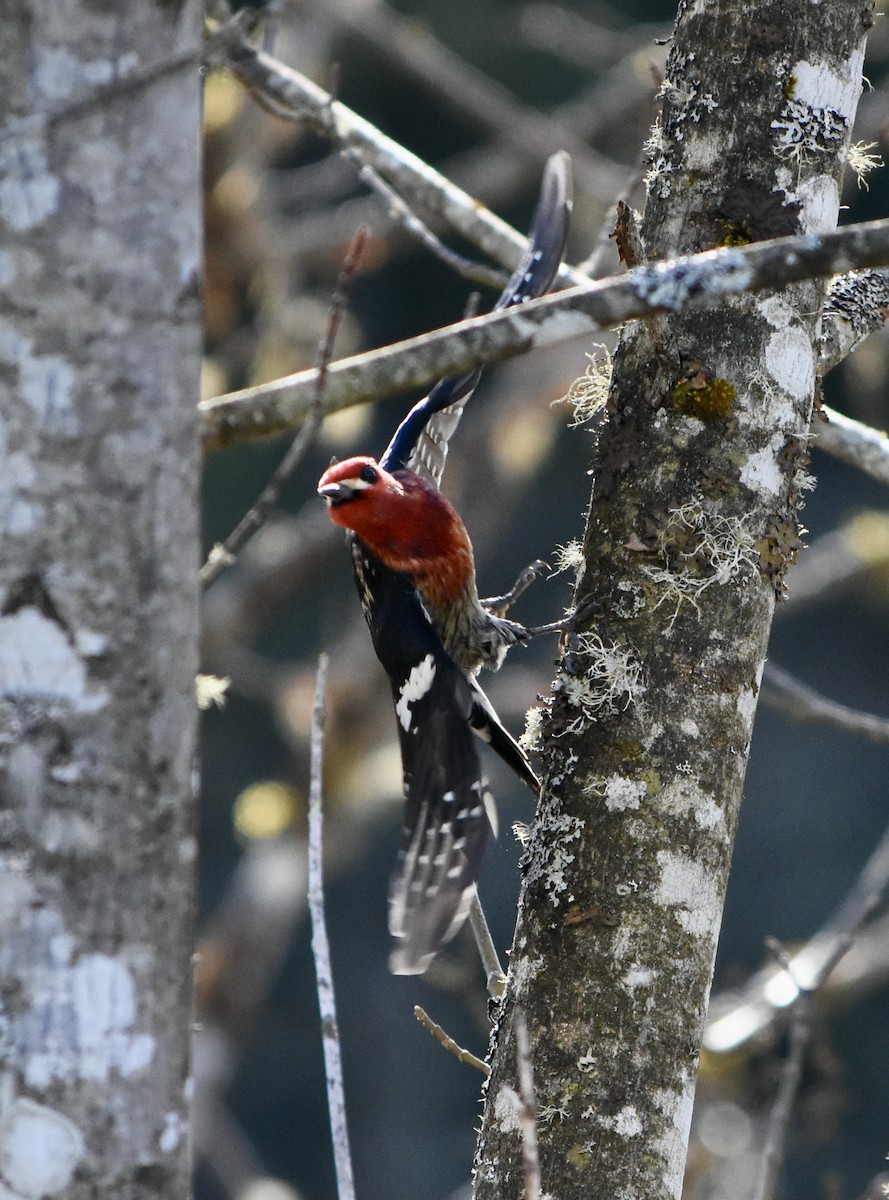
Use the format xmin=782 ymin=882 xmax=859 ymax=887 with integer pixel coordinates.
xmin=652 ymin=1078 xmax=696 ymax=1197
xmin=603 ymin=775 xmax=645 ymax=813
xmin=0 ymin=609 xmax=106 ymax=713
xmin=24 ymin=949 xmax=156 ymax=1089
xmin=655 ymin=851 xmax=720 ymax=940
xmin=524 ymin=807 xmax=585 ymax=908
xmin=0 ymin=1098 xmax=84 ymax=1197
xmin=159 ymin=1111 xmax=184 ymax=1154
xmin=659 ymin=777 xmax=723 ymax=833
xmin=736 ymin=683 xmax=760 ymax=728
xmin=493 ymin=1084 xmax=522 ymax=1134
xmin=623 ymin=964 xmax=654 ymax=993
xmin=613 ymin=1105 xmax=644 ymax=1138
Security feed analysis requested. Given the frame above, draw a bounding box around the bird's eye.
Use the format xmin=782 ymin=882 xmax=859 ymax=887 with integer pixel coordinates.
xmin=359 ymin=464 xmax=378 ymax=484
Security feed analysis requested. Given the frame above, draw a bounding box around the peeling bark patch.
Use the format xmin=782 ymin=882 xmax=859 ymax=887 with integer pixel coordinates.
xmin=653 ymin=1080 xmax=695 ymax=1199
xmin=739 ymin=446 xmax=785 ymax=498
xmin=0 ymin=138 xmax=60 ymax=232
xmin=0 ymin=1098 xmax=84 ymax=1196
xmin=654 ymin=851 xmax=719 ymax=940
xmin=790 ymin=56 xmax=864 ymax=120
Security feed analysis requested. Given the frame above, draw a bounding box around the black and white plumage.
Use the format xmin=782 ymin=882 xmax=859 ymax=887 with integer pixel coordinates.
xmin=323 ymin=152 xmax=572 ymax=973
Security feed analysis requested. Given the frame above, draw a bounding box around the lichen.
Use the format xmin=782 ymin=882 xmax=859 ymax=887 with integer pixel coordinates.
xmin=557 ymin=347 xmax=612 ymax=427
xmin=554 ymin=633 xmax=645 ymax=733
xmin=755 ymin=512 xmax=806 ymax=598
xmin=642 ymin=499 xmax=760 ymax=626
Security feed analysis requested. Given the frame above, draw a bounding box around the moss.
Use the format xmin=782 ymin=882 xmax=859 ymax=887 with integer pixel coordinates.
xmin=669 ymin=364 xmax=736 ymax=421
xmin=783 ymin=74 xmax=797 ymax=99
xmin=641 ymin=768 xmax=662 ymax=795
xmin=567 ymin=1144 xmax=592 ymax=1169
xmin=718 ymin=219 xmax=754 ymax=247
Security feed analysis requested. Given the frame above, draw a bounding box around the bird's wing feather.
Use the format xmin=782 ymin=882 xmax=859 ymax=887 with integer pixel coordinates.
xmin=351 ymin=541 xmax=496 ymax=974
xmin=381 ymin=151 xmax=573 ymax=484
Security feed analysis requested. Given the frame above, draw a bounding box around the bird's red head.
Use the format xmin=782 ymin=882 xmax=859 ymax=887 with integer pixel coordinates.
xmin=317 ymin=456 xmax=403 ymax=528
xmin=317 ymin=455 xmax=474 ymax=603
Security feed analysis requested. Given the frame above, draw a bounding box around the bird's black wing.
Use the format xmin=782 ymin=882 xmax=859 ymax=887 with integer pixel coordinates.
xmin=351 ymin=541 xmax=538 ymax=973
xmin=381 ymin=151 xmax=572 ymax=484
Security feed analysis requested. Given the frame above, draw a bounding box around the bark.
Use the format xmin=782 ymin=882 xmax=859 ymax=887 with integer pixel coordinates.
xmin=474 ymin=3 xmax=872 ymax=1199
xmin=0 ymin=4 xmax=202 ymax=1197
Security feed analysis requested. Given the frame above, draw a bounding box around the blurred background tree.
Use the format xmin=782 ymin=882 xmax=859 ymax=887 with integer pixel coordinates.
xmin=198 ymin=2 xmax=889 ymax=1199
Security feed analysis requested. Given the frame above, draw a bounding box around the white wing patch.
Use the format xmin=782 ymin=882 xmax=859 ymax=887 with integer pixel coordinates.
xmin=395 ymin=654 xmax=437 ymax=731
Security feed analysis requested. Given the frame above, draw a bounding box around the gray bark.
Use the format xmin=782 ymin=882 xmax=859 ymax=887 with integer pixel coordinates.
xmin=0 ymin=4 xmax=202 ymax=1197
xmin=474 ymin=2 xmax=872 ymax=1198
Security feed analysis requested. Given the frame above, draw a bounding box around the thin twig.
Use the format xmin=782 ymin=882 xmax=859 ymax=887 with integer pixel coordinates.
xmin=413 ymin=1006 xmax=491 ymax=1076
xmin=202 ymin=216 xmax=889 ymax=452
xmin=349 ymin=155 xmax=509 ymax=290
xmin=761 ymin=662 xmax=889 ymax=744
xmin=200 ymin=227 xmax=367 ymax=589
xmin=755 ymin=899 xmax=880 ymax=1200
xmin=513 ymin=1008 xmax=542 ymax=1200
xmin=469 ymin=891 xmax=506 ymax=998
xmin=307 ymin=654 xmax=356 ymax=1200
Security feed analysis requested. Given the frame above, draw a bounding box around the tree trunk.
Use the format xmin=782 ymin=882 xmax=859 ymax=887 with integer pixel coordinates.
xmin=0 ymin=4 xmax=202 ymax=1196
xmin=474 ymin=2 xmax=872 ymax=1197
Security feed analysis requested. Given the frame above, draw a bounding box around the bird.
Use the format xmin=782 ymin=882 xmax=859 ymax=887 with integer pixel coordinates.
xmin=318 ymin=152 xmax=572 ymax=973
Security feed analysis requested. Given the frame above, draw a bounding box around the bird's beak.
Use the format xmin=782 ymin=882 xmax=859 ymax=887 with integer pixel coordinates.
xmin=318 ymin=481 xmax=354 ymax=506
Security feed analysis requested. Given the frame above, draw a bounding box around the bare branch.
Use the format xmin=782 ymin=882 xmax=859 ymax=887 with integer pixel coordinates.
xmin=210 ymin=35 xmax=588 ymax=291
xmin=296 ymin=0 xmax=626 ymax=203
xmin=202 ymin=216 xmax=889 ymax=450
xmin=308 ymin=654 xmax=356 ymax=1200
xmin=814 ymin=403 xmax=889 ymax=487
xmin=706 ymin=817 xmax=889 ymax=1057
xmin=469 ymin=892 xmax=507 ymax=998
xmin=413 ymin=1006 xmax=491 ymax=1076
xmin=761 ymin=662 xmax=889 ymax=743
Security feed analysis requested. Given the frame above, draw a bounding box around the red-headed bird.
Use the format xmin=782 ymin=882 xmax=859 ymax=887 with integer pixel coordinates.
xmin=319 ymin=153 xmax=571 ymax=973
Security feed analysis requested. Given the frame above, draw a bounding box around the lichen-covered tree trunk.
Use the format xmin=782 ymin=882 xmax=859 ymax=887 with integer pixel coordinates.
xmin=0 ymin=4 xmax=202 ymax=1196
xmin=474 ymin=2 xmax=872 ymax=1198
